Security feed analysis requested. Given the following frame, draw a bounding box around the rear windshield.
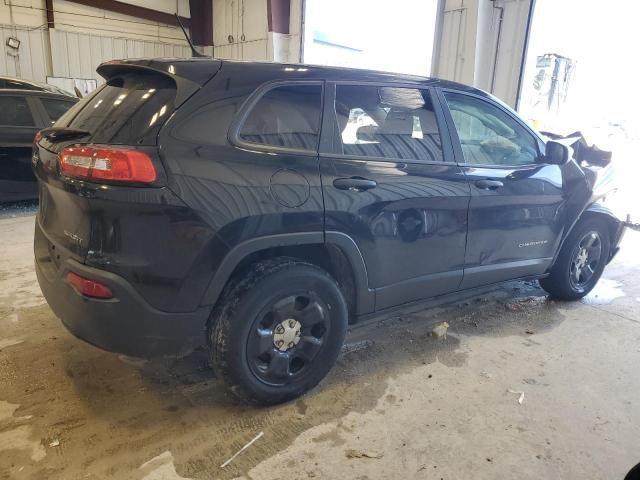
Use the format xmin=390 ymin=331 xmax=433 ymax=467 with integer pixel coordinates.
xmin=61 ymin=71 xmax=176 ymax=145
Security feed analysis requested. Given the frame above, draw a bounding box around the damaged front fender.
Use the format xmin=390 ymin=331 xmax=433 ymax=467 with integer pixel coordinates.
xmin=581 ymin=202 xmax=627 ymax=264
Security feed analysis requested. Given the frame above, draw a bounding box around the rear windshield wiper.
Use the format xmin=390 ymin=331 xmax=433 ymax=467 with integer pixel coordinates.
xmin=40 ymin=127 xmax=91 ymax=142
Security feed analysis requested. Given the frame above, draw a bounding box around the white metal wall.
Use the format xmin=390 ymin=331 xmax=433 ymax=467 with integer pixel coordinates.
xmin=490 ymin=0 xmax=531 ymax=107
xmin=2 ymin=0 xmax=306 ymax=87
xmin=49 ymin=29 xmax=192 ymax=83
xmin=433 ymin=0 xmax=532 ymax=107
xmin=0 ymin=0 xmax=194 ymax=86
xmin=212 ymin=0 xmax=302 ymax=62
xmin=0 ymin=24 xmax=49 ymax=83
xmin=0 ymin=25 xmax=192 ymax=86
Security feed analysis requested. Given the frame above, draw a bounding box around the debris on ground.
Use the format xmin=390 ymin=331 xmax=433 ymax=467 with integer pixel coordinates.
xmin=220 ymin=431 xmax=264 ymax=468
xmin=480 ymin=371 xmax=492 ymax=379
xmin=49 ymin=439 xmax=60 ymax=447
xmin=345 ymin=449 xmax=384 ymax=459
xmin=507 ymin=389 xmax=525 ymax=405
xmin=341 ymin=339 xmax=374 ymax=355
xmin=431 ymin=321 xmax=449 ymax=340
xmin=503 ymin=296 xmax=547 ymax=313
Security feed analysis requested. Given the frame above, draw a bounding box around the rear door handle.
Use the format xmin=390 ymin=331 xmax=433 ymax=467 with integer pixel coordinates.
xmin=333 ymin=177 xmax=377 ymax=192
xmin=474 ymin=179 xmax=504 ymax=190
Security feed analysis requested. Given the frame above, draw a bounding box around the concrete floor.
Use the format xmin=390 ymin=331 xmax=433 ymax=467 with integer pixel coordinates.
xmin=1 ymin=209 xmax=640 ymax=480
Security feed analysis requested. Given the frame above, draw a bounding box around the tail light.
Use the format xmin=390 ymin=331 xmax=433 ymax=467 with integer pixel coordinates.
xmin=65 ymin=272 xmax=113 ymax=299
xmin=59 ymin=146 xmax=156 ymax=183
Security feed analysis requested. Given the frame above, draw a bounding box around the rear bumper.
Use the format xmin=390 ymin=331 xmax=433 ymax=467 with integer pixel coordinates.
xmin=35 ymin=222 xmax=210 ymax=358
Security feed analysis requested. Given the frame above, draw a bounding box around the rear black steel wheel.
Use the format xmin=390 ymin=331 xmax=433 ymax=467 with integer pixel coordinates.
xmin=209 ymin=258 xmax=348 ymax=405
xmin=540 ymin=218 xmax=610 ymax=300
xmin=247 ymin=293 xmax=331 ymax=386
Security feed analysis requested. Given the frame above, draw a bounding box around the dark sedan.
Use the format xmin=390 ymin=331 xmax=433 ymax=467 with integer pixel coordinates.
xmin=0 ymin=89 xmax=77 ymax=202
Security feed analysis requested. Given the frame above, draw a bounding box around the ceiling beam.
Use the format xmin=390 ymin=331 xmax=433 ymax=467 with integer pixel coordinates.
xmin=64 ymin=0 xmax=191 ymax=28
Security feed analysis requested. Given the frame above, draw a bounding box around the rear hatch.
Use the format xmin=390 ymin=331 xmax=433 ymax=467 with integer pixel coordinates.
xmin=33 ymin=58 xmax=221 ymax=262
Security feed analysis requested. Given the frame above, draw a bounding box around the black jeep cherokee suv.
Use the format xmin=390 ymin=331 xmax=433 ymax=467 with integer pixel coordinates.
xmin=33 ymin=58 xmax=625 ymax=405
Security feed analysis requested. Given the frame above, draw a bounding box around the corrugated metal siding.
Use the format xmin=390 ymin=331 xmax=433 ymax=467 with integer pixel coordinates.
xmin=0 ymin=24 xmax=49 ymax=83
xmin=50 ymin=29 xmax=192 ymax=83
xmin=1 ymin=24 xmax=193 ymax=85
xmin=492 ymin=0 xmax=532 ymax=107
xmin=437 ymin=7 xmax=468 ymax=83
xmin=434 ymin=0 xmax=531 ymax=107
xmin=212 ymin=0 xmax=271 ymax=61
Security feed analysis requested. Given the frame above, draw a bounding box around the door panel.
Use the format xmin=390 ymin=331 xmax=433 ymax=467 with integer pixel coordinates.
xmin=441 ymin=90 xmax=566 ymax=289
xmin=459 ymin=164 xmax=564 ymax=288
xmin=321 ymin=84 xmax=471 ymax=311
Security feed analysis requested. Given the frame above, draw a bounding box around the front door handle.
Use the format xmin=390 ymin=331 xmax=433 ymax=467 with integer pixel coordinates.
xmin=474 ymin=179 xmax=504 ymax=190
xmin=333 ymin=177 xmax=378 ymax=192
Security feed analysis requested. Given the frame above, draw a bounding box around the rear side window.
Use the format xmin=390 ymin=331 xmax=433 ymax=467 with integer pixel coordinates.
xmin=41 ymin=98 xmax=76 ymax=122
xmin=0 ymin=96 xmax=35 ymax=126
xmin=62 ymin=71 xmax=176 ymax=145
xmin=239 ymin=84 xmax=322 ymax=152
xmin=335 ymin=85 xmax=444 ymax=162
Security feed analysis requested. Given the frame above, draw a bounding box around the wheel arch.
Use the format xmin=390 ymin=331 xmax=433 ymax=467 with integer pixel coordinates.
xmin=556 ymin=201 xmax=624 ymax=266
xmin=199 ymin=232 xmax=375 ymax=318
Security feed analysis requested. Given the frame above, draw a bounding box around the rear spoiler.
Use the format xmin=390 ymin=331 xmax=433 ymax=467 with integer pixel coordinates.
xmin=96 ymin=58 xmax=222 ymax=106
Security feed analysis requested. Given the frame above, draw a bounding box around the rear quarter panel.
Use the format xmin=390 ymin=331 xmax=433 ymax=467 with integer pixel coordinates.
xmin=157 ymin=63 xmax=325 ymax=305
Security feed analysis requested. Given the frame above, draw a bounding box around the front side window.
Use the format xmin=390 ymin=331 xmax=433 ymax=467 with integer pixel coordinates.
xmin=239 ymin=84 xmax=322 ymax=151
xmin=0 ymin=96 xmax=34 ymax=126
xmin=335 ymin=85 xmax=444 ymax=162
xmin=444 ymin=92 xmax=539 ymax=166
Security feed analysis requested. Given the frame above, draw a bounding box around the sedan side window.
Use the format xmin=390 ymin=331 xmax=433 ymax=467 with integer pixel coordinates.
xmin=0 ymin=96 xmax=35 ymax=126
xmin=335 ymin=85 xmax=444 ymax=162
xmin=444 ymin=92 xmax=538 ymax=166
xmin=41 ymin=98 xmax=76 ymax=123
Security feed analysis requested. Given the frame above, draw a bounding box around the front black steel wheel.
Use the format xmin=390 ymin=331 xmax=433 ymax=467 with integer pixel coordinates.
xmin=540 ymin=218 xmax=610 ymax=300
xmin=568 ymin=230 xmax=603 ymax=292
xmin=209 ymin=258 xmax=348 ymax=405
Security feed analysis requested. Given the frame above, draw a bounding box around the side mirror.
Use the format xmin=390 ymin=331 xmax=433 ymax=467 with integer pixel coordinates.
xmin=544 ymin=140 xmax=572 ymax=165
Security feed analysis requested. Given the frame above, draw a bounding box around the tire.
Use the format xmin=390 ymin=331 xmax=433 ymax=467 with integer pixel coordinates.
xmin=540 ymin=218 xmax=610 ymax=300
xmin=209 ymin=257 xmax=348 ymax=405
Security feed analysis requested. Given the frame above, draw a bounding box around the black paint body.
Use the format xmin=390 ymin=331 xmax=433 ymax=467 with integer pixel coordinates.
xmin=32 ymin=58 xmax=625 ymax=357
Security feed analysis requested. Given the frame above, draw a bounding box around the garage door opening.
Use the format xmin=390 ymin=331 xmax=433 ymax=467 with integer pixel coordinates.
xmin=519 ymin=0 xmax=640 ymax=218
xmin=302 ymin=0 xmax=439 ymax=76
